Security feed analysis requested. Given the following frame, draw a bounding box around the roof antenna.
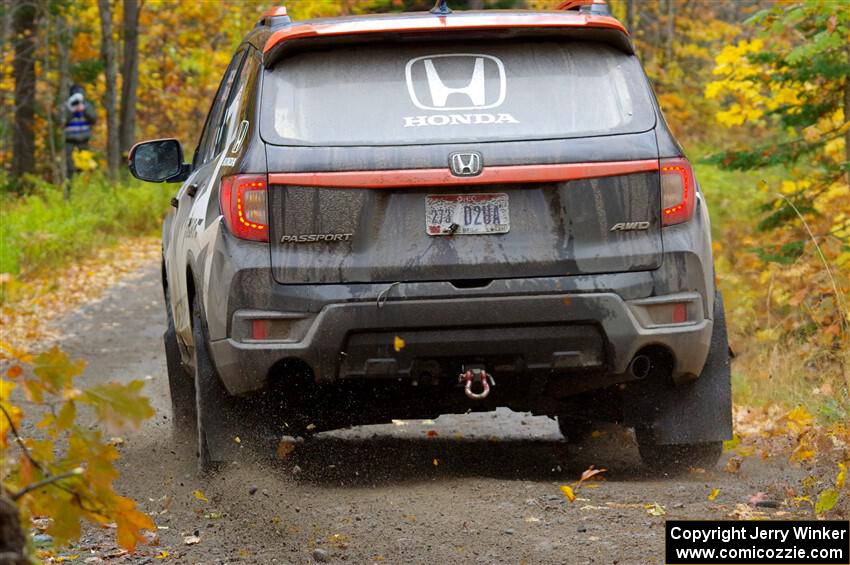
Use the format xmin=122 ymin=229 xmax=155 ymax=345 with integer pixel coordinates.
xmin=430 ymin=0 xmax=452 ymax=15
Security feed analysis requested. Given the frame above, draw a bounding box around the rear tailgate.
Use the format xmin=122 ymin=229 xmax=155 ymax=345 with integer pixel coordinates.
xmin=269 ymin=168 xmax=661 ymax=284
xmin=261 ymin=36 xmax=662 ymax=285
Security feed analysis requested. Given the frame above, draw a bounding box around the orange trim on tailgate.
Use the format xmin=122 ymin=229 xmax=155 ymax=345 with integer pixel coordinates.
xmin=268 ymin=159 xmax=658 ymax=188
xmin=264 ymin=12 xmax=627 ymax=53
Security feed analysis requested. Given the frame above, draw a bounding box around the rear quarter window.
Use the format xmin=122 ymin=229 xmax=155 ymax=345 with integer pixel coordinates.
xmin=260 ymin=40 xmax=656 ymax=147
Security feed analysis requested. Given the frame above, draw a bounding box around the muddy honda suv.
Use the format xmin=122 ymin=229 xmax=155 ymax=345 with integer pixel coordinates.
xmin=129 ymin=2 xmax=732 ymax=470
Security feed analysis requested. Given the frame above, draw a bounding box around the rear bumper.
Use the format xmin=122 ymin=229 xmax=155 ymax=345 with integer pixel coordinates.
xmin=209 ymin=290 xmax=712 ymax=395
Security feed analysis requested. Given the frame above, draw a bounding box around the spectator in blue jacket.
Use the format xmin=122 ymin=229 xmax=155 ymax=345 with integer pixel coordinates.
xmin=61 ymin=84 xmax=97 ymax=178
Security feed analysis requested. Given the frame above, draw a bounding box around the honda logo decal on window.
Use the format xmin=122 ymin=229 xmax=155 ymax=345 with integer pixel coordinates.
xmin=405 ymin=54 xmax=506 ymax=111
xmin=449 ymin=152 xmax=483 ymax=177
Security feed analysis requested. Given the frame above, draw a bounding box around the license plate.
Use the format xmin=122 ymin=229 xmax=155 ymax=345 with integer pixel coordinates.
xmin=425 ymin=193 xmax=510 ymax=236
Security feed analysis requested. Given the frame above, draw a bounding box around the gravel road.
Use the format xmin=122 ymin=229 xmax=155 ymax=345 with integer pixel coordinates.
xmin=54 ymin=264 xmax=808 ymax=564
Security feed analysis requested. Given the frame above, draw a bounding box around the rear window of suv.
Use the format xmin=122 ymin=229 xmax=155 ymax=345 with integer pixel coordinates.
xmin=260 ymin=40 xmax=656 ymax=147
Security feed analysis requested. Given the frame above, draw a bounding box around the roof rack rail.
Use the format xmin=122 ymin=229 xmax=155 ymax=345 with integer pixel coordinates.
xmin=557 ymin=0 xmax=611 ymax=16
xmin=257 ymin=6 xmax=292 ymax=28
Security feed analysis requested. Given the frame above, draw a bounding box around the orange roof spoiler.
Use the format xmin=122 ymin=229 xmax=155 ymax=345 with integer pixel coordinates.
xmin=263 ymin=11 xmax=628 ymax=59
xmin=261 ymin=6 xmax=288 ymax=17
xmin=557 ymin=0 xmax=608 ymax=10
xmin=258 ymin=6 xmax=291 ymax=28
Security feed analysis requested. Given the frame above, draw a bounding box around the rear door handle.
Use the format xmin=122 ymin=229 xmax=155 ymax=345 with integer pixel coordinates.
xmin=186 ymin=183 xmax=200 ymax=198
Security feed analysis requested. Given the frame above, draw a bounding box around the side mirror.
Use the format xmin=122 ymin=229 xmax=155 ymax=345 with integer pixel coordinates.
xmin=128 ymin=139 xmax=189 ymax=183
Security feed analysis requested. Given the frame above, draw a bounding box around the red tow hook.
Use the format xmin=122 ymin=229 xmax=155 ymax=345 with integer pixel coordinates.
xmin=459 ymin=368 xmax=495 ymax=400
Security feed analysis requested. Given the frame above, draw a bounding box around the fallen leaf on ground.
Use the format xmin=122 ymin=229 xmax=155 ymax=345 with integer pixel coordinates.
xmin=790 ymin=438 xmax=815 ymax=463
xmin=426 ymin=430 xmax=438 ymax=438
xmin=781 ymin=406 xmax=814 ymax=433
xmin=801 ymin=476 xmax=818 ymax=490
xmin=393 ymin=336 xmax=405 ymax=352
xmin=708 ymin=488 xmax=720 ymax=501
xmin=559 ymin=485 xmax=576 ymax=502
xmin=815 ymin=489 xmax=839 ymax=514
xmin=728 ymin=503 xmax=765 ymax=520
xmin=277 ymin=440 xmax=296 ymax=459
xmin=578 ymin=465 xmax=607 ymax=484
xmin=183 ymin=535 xmax=201 ymax=545
xmin=155 ymin=551 xmax=170 ymax=559
xmin=192 ymin=490 xmax=208 ymax=503
xmin=328 ymin=533 xmax=350 ymax=549
xmin=725 ymin=456 xmax=743 ymax=473
xmin=645 ymin=503 xmax=666 ymax=516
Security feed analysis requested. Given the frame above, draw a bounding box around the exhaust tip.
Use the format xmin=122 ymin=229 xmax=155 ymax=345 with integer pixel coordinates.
xmin=629 ymin=355 xmax=652 ymax=380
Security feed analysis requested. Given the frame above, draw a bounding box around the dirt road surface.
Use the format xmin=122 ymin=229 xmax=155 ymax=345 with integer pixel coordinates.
xmin=51 ymin=263 xmax=808 ymax=564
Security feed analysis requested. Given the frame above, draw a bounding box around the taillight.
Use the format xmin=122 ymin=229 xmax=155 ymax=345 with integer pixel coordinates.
xmin=219 ymin=174 xmax=268 ymax=242
xmin=660 ymin=157 xmax=695 ymax=227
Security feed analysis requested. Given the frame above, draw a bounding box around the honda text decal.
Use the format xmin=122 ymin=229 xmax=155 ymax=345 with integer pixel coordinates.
xmin=403 ymin=54 xmax=519 ymax=128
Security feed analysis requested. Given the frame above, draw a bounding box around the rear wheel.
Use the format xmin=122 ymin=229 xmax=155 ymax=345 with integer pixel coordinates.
xmin=164 ymin=285 xmax=195 ymax=440
xmin=556 ymin=416 xmax=594 ymax=445
xmin=635 ymin=291 xmax=730 ymax=472
xmin=635 ymin=428 xmax=722 ymax=472
xmin=191 ymin=293 xmax=245 ymax=472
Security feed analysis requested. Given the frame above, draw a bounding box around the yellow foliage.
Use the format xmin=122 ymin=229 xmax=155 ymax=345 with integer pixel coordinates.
xmin=72 ymin=150 xmax=98 ymax=172
xmin=559 ymin=485 xmax=576 ymax=502
xmin=1 ymin=346 xmax=156 ymax=554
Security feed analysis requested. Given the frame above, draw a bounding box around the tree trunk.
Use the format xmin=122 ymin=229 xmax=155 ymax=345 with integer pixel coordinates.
xmin=0 ymin=494 xmax=27 ymax=565
xmin=11 ymin=0 xmax=38 ymax=179
xmin=1 ymin=0 xmax=12 ymax=170
xmin=43 ymin=40 xmax=58 ymax=184
xmin=625 ymin=0 xmax=635 ymax=34
xmin=665 ymin=0 xmax=676 ymax=65
xmin=58 ymin=14 xmax=72 ymax=192
xmin=119 ymin=0 xmax=140 ymax=155
xmin=98 ymin=0 xmax=120 ymax=181
xmin=845 ymin=43 xmax=850 ymax=184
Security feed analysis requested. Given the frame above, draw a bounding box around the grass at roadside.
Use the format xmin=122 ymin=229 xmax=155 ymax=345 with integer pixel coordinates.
xmin=694 ymin=161 xmax=849 ymax=425
xmin=0 ymin=173 xmax=171 ymax=279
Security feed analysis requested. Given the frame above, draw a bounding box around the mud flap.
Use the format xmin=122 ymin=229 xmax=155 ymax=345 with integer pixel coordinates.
xmin=192 ymin=294 xmax=256 ymax=469
xmin=622 ymin=292 xmax=732 ymax=445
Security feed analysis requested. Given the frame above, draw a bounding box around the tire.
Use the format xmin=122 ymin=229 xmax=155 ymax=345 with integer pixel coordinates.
xmin=557 ymin=416 xmax=593 ymax=445
xmin=164 ymin=285 xmax=195 ymax=440
xmin=191 ymin=293 xmax=243 ymax=472
xmin=635 ymin=428 xmax=722 ymax=472
xmin=635 ymin=291 xmax=730 ymax=472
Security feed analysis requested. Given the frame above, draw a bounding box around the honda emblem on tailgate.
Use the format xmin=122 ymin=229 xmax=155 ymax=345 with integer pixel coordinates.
xmin=449 ymin=152 xmax=483 ymax=177
xmin=405 ymin=54 xmax=506 ymax=111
